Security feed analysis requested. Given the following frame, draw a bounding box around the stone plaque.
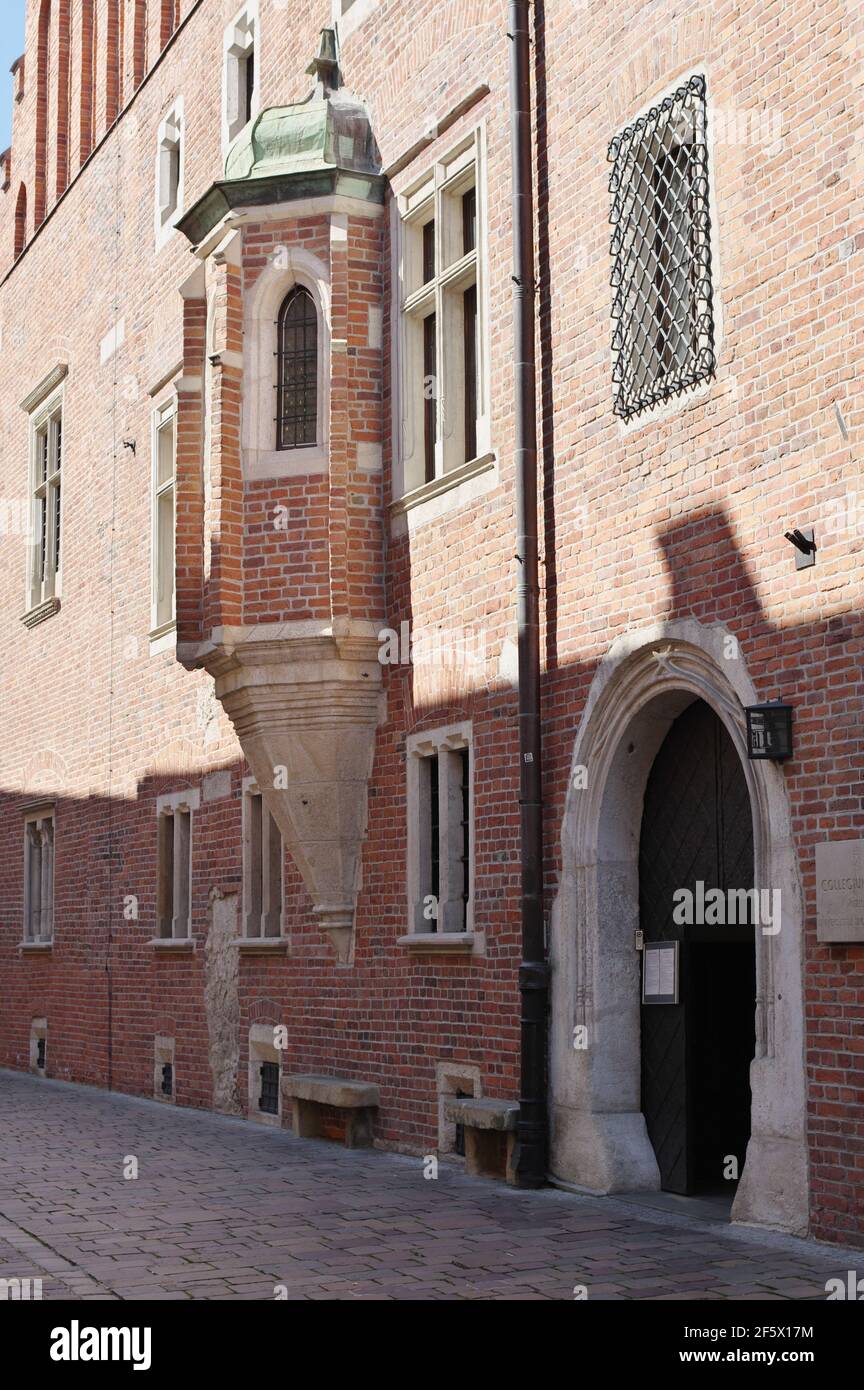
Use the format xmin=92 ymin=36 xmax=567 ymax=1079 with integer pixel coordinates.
xmin=816 ymin=839 xmax=864 ymax=943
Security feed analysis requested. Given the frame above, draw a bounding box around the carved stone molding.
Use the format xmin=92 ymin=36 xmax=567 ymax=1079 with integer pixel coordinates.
xmin=550 ymin=618 xmax=809 ymax=1235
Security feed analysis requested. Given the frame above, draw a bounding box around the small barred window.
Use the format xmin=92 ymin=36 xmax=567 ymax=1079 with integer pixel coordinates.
xmin=276 ymin=287 xmax=318 ymax=450
xmin=607 ymin=74 xmax=715 ymax=421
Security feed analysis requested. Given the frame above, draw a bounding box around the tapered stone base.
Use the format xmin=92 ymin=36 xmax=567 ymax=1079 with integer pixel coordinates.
xmin=182 ymin=621 xmax=385 ymax=961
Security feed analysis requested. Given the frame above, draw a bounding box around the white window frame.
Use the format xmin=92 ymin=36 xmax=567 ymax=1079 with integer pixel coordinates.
xmin=222 ymin=2 xmax=259 ymax=156
xmin=393 ymin=126 xmax=492 ymax=499
xmin=242 ymin=778 xmax=284 ymax=940
xmin=23 ymin=809 xmax=55 ymax=944
xmin=405 ymin=721 xmax=474 ymax=936
xmin=151 ymin=396 xmax=176 ymax=639
xmin=26 ymin=388 xmax=64 ymax=613
xmin=156 ymin=788 xmax=199 ymax=939
xmin=155 ymin=98 xmax=184 ymax=248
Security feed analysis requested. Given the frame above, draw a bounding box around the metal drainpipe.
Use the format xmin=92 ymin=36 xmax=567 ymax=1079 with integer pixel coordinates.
xmin=508 ymin=0 xmax=548 ymax=1188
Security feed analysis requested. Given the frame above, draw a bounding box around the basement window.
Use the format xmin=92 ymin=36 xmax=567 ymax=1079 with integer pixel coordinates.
xmin=156 ymin=790 xmax=198 ymax=939
xmin=607 ymin=73 xmax=715 ymax=421
xmin=30 ymin=1019 xmax=47 ymax=1076
xmin=406 ymin=723 xmax=473 ymax=935
xmin=259 ymin=1061 xmax=280 ymax=1115
xmin=24 ymin=809 xmax=55 ymax=943
xmin=437 ymin=1064 xmax=480 ymax=1156
xmin=248 ymin=1025 xmax=282 ymax=1125
xmin=242 ymin=781 xmax=284 ymax=939
xmin=154 ymin=1035 xmax=175 ymax=1102
xmin=223 ymin=4 xmax=258 ymax=152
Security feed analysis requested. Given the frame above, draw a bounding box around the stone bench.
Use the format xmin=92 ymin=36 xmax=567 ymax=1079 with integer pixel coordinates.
xmin=443 ymin=1096 xmax=519 ymax=1183
xmin=282 ymin=1074 xmax=379 ymax=1149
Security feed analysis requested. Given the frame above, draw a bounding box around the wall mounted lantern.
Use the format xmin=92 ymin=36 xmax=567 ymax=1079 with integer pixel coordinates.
xmin=746 ymin=700 xmax=793 ymax=761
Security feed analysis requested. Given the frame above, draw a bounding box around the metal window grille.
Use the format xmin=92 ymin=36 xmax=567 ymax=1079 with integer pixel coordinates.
xmin=259 ymin=1060 xmax=279 ymax=1115
xmin=276 ymin=287 xmax=318 ymax=450
xmin=608 ymin=74 xmax=715 ymax=420
xmin=161 ymin=1062 xmax=173 ymax=1097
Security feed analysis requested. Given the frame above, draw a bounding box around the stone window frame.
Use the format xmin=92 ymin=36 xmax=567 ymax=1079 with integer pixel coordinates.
xmin=24 ymin=379 xmax=65 ymax=623
xmin=150 ymin=395 xmax=177 ymax=646
xmin=155 ymin=97 xmax=184 ymax=249
xmin=247 ymin=1023 xmax=282 ymax=1127
xmin=23 ymin=805 xmax=55 ymax=945
xmin=391 ymin=125 xmax=493 ymax=506
xmin=332 ymin=0 xmax=380 ymax=43
xmin=404 ymin=721 xmax=478 ymax=948
xmin=241 ymin=777 xmax=285 ymax=942
xmin=153 ymin=1035 xmax=175 ymax=1103
xmin=242 ymin=245 xmax=331 ymax=480
xmin=11 ymin=55 xmax=25 ymax=105
xmin=436 ymin=1062 xmax=481 ymax=1157
xmin=222 ymin=1 xmax=259 ymax=157
xmin=154 ymin=787 xmax=199 ymax=942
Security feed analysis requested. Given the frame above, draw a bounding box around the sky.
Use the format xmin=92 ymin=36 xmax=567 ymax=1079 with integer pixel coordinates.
xmin=0 ymin=1 xmax=27 ymax=151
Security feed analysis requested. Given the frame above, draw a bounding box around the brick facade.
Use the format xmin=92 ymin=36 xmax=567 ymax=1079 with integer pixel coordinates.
xmin=0 ymin=0 xmax=861 ymax=1247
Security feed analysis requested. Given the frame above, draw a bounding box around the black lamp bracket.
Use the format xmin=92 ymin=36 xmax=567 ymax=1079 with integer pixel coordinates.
xmin=784 ymin=526 xmax=816 ymax=569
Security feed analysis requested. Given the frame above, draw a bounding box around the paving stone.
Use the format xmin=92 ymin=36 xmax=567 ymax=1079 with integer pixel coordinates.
xmin=0 ymin=1070 xmax=855 ymax=1302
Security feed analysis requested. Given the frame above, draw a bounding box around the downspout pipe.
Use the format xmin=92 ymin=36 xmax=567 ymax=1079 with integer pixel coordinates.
xmin=508 ymin=0 xmax=548 ymax=1188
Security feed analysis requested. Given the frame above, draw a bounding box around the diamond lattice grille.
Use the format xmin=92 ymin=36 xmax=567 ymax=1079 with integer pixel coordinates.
xmin=607 ymin=74 xmax=715 ymax=420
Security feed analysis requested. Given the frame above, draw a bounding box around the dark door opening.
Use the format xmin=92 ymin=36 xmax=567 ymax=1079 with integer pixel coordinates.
xmin=639 ymin=699 xmax=756 ymax=1197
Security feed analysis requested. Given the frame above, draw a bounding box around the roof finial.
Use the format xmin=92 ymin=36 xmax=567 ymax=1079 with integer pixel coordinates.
xmin=306 ymin=29 xmax=340 ymax=98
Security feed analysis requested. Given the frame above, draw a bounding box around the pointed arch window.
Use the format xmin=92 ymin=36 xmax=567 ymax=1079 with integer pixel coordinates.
xmin=276 ymin=286 xmax=318 ymax=450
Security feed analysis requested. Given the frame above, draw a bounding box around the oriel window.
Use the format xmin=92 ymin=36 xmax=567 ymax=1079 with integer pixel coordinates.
xmin=276 ymin=286 xmax=318 ymax=450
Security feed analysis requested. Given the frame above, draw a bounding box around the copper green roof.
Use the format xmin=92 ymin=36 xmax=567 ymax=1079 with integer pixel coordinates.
xmin=178 ymin=89 xmax=383 ymax=247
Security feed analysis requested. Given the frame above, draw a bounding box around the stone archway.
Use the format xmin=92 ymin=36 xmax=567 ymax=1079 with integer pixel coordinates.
xmin=549 ymin=618 xmax=809 ymax=1234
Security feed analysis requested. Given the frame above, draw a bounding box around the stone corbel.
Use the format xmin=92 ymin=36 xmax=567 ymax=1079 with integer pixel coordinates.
xmin=201 ymin=621 xmax=385 ymax=963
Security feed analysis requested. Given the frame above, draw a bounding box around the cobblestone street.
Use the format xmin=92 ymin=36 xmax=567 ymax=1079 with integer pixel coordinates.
xmin=0 ymin=1070 xmax=855 ymax=1301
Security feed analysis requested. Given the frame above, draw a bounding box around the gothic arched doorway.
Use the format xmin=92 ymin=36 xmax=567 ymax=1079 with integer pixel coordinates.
xmin=638 ymin=698 xmax=756 ymax=1196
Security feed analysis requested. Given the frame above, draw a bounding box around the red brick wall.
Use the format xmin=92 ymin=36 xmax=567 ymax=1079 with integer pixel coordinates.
xmin=0 ymin=0 xmax=860 ymax=1246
